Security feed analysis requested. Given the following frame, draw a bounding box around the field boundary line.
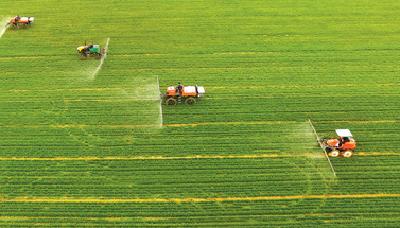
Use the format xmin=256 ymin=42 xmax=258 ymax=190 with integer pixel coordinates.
xmin=1 ymin=193 xmax=399 ymax=204
xmin=308 ymin=119 xmax=336 ymax=177
xmin=0 ymin=152 xmax=395 ymax=161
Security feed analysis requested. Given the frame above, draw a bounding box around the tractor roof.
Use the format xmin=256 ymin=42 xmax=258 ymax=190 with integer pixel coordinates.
xmin=335 ymin=129 xmax=352 ymax=137
xmin=184 ymin=86 xmax=196 ymax=93
xmin=197 ymin=86 xmax=205 ymax=94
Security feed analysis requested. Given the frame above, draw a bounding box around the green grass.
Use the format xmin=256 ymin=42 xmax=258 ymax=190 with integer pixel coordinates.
xmin=0 ymin=0 xmax=399 ymax=226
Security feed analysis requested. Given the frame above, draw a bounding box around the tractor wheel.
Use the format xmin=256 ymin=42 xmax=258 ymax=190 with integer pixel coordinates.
xmin=166 ymin=98 xmax=177 ymax=105
xmin=343 ymin=151 xmax=353 ymax=158
xmin=185 ymin=97 xmax=196 ymax=105
xmin=330 ymin=151 xmax=339 ymax=157
xmin=95 ymin=53 xmax=102 ymax=59
xmin=324 ymin=146 xmax=333 ymax=153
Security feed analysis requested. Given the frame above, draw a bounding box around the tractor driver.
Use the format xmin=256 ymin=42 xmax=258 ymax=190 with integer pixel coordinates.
xmin=85 ymin=45 xmax=93 ymax=51
xmin=11 ymin=15 xmax=21 ymax=27
xmin=83 ymin=45 xmax=93 ymax=56
xmin=176 ymin=82 xmax=183 ymax=96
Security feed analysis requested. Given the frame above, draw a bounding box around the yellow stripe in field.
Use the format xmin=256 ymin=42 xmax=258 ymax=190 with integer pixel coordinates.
xmin=0 ymin=215 xmax=150 ymax=222
xmin=0 ymin=193 xmax=399 ymax=204
xmin=0 ymin=152 xmax=396 ymax=162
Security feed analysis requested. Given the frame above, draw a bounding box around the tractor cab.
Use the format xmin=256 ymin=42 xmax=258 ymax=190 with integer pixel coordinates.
xmin=335 ymin=129 xmax=356 ymax=151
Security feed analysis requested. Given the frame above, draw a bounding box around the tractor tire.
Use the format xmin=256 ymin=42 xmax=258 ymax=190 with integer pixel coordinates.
xmin=166 ymin=98 xmax=177 ymax=105
xmin=330 ymin=151 xmax=339 ymax=157
xmin=185 ymin=97 xmax=196 ymax=105
xmin=324 ymin=146 xmax=333 ymax=153
xmin=343 ymin=151 xmax=353 ymax=158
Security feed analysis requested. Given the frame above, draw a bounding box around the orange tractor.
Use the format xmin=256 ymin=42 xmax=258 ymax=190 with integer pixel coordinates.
xmin=6 ymin=16 xmax=34 ymax=29
xmin=320 ymin=129 xmax=356 ymax=158
xmin=163 ymin=84 xmax=205 ymax=105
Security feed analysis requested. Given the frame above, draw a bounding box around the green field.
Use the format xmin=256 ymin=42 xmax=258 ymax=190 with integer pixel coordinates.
xmin=0 ymin=0 xmax=399 ymax=226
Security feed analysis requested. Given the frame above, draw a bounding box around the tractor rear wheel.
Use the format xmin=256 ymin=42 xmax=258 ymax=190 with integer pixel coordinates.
xmin=330 ymin=151 xmax=339 ymax=157
xmin=343 ymin=151 xmax=353 ymax=158
xmin=166 ymin=98 xmax=177 ymax=105
xmin=185 ymin=97 xmax=196 ymax=105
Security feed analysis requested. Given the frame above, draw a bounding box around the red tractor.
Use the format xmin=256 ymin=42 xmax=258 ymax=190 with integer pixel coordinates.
xmin=7 ymin=16 xmax=34 ymax=29
xmin=163 ymin=84 xmax=205 ymax=105
xmin=320 ymin=129 xmax=356 ymax=158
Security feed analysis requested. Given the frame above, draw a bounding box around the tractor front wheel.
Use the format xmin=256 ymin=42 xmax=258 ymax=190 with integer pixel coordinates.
xmin=343 ymin=151 xmax=353 ymax=158
xmin=185 ymin=97 xmax=196 ymax=105
xmin=166 ymin=98 xmax=177 ymax=105
xmin=330 ymin=151 xmax=339 ymax=157
xmin=324 ymin=146 xmax=333 ymax=153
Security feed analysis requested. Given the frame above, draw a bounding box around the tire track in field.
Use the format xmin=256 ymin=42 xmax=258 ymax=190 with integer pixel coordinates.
xmin=61 ymin=95 xmax=94 ymax=148
xmin=1 ymin=193 xmax=399 ymax=204
xmin=0 ymin=152 xmax=396 ymax=161
xmin=286 ymin=122 xmax=335 ymax=212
